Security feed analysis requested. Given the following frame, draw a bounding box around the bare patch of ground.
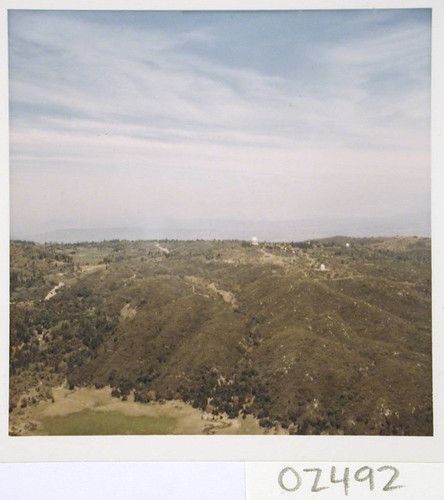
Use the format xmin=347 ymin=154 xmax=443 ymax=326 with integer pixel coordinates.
xmin=155 ymin=243 xmax=170 ymax=255
xmin=79 ymin=264 xmax=107 ymax=273
xmin=44 ymin=282 xmax=65 ymax=300
xmin=184 ymin=276 xmax=210 ymax=298
xmin=208 ymin=283 xmax=239 ymax=308
xmin=185 ymin=276 xmax=239 ymax=308
xmin=9 ymin=386 xmax=268 ymax=435
xmin=120 ymin=303 xmax=137 ymax=320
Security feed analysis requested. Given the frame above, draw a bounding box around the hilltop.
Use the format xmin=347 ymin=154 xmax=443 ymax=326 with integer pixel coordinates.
xmin=9 ymin=236 xmax=432 ymax=435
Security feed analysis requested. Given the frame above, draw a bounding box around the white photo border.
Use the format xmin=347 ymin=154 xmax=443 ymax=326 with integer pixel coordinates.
xmin=1 ymin=0 xmax=442 ymax=463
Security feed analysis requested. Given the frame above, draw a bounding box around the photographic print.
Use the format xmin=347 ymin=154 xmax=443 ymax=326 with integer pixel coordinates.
xmin=8 ymin=8 xmax=432 ymax=437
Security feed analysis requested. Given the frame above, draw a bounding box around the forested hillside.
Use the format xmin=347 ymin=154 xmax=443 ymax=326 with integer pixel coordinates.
xmin=9 ymin=236 xmax=432 ymax=435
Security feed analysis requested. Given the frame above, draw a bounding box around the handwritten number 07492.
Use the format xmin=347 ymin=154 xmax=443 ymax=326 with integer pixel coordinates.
xmin=278 ymin=465 xmax=404 ymax=495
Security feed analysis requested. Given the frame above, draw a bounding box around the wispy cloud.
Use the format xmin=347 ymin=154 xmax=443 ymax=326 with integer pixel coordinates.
xmin=8 ymin=10 xmax=431 ymax=236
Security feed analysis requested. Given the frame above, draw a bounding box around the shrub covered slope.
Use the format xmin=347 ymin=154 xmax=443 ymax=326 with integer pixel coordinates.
xmin=10 ymin=236 xmax=432 ymax=435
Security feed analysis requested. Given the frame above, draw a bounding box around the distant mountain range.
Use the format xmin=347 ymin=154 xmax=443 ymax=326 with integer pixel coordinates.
xmin=12 ymin=212 xmax=430 ymax=243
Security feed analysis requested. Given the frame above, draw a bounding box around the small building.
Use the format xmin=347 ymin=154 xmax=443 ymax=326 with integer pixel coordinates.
xmin=320 ymin=264 xmax=326 ymax=271
xmin=251 ymin=236 xmax=259 ymax=246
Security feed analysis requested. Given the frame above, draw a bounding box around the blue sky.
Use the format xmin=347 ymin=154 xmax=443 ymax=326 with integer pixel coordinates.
xmin=8 ymin=9 xmax=431 ymax=237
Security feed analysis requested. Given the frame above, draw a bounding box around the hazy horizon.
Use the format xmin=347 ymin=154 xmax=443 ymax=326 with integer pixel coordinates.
xmin=11 ymin=210 xmax=430 ymax=244
xmin=9 ymin=10 xmax=431 ymax=238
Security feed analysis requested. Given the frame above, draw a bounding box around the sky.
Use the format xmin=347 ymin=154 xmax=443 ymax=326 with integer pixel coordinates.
xmin=8 ymin=9 xmax=431 ymax=238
